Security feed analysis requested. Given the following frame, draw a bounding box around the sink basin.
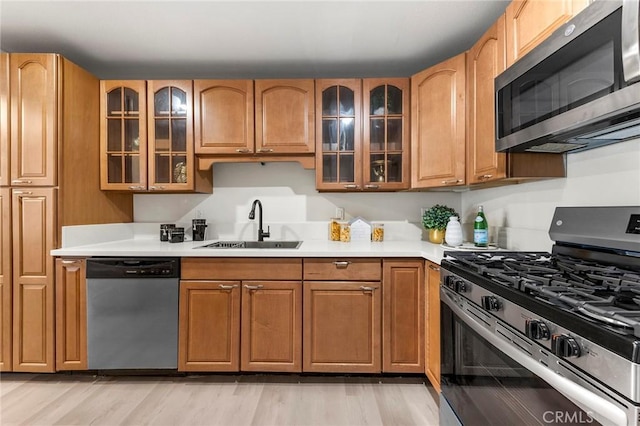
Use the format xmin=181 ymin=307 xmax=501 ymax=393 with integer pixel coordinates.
xmin=196 ymin=240 xmax=302 ymax=249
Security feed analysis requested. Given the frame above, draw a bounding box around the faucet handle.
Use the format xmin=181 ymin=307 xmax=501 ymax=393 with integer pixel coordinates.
xmin=263 ymin=226 xmax=271 ymax=239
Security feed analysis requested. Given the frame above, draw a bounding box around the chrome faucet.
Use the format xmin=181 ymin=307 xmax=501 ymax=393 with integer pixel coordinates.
xmin=248 ymin=199 xmax=270 ymax=242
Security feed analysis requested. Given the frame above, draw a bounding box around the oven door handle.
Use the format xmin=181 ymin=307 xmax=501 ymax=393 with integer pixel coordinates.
xmin=441 ymin=289 xmax=628 ymax=426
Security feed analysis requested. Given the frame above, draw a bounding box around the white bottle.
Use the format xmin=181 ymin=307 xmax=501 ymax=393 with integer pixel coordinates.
xmin=444 ymin=216 xmax=463 ymax=247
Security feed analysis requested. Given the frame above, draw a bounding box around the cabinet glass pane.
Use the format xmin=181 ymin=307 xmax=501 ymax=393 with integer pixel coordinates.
xmin=154 ymin=88 xmax=170 ymax=116
xmin=171 ymin=88 xmax=187 ymax=116
xmin=322 ymin=119 xmax=338 ymax=151
xmin=322 ymin=86 xmax=338 ymax=116
xmin=107 ymin=154 xmax=123 ymax=183
xmin=171 ymin=118 xmax=187 ymax=152
xmin=155 ymin=119 xmax=170 ymax=152
xmin=172 ymin=155 xmax=188 ymax=183
xmin=124 ymin=88 xmax=139 ymax=114
xmin=155 ymin=154 xmax=170 ymax=183
xmin=124 ymin=120 xmax=140 ymax=152
xmin=387 ymin=85 xmax=402 ymax=114
xmin=322 ymin=154 xmax=337 ymax=183
xmin=370 ymin=153 xmax=386 ymax=183
xmin=339 ymin=118 xmax=354 ymax=151
xmin=339 ymin=154 xmax=355 ymax=183
xmin=387 ymin=154 xmax=402 ymax=182
xmin=387 ymin=118 xmax=403 ymax=151
xmin=338 ymin=86 xmax=354 ymax=115
xmin=107 ymin=88 xmax=122 ymax=116
xmin=124 ymin=155 xmax=140 ymax=184
xmin=370 ymin=86 xmax=385 ymax=115
xmin=370 ymin=119 xmax=384 ymax=151
xmin=107 ymin=119 xmax=121 ymax=151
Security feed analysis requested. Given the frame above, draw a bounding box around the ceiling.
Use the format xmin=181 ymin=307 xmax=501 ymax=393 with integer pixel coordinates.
xmin=0 ymin=0 xmax=510 ymax=80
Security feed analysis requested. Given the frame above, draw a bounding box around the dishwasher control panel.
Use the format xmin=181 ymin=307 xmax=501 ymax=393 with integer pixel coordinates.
xmin=86 ymin=257 xmax=180 ymax=279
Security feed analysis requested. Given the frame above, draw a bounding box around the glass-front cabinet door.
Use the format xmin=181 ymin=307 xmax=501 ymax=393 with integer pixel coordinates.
xmin=315 ymin=79 xmax=362 ymax=191
xmin=362 ymin=78 xmax=410 ymax=190
xmin=100 ymin=80 xmax=147 ymax=190
xmin=147 ymin=80 xmax=193 ymax=191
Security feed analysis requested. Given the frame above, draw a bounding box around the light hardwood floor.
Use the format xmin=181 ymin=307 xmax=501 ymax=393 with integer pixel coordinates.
xmin=0 ymin=374 xmax=439 ymax=426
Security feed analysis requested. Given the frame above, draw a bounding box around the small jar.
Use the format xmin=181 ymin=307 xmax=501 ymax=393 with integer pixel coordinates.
xmin=371 ymin=223 xmax=384 ymax=242
xmin=160 ymin=224 xmax=175 ymax=241
xmin=329 ymin=218 xmax=341 ymax=241
xmin=169 ymin=227 xmax=185 ymax=243
xmin=339 ymin=222 xmax=351 ymax=242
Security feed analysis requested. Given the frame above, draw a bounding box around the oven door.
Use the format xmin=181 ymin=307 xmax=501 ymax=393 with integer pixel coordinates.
xmin=440 ymin=287 xmax=630 ymax=426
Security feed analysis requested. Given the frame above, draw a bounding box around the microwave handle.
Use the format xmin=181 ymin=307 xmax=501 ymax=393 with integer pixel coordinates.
xmin=441 ymin=288 xmax=629 ymax=426
xmin=622 ymin=0 xmax=640 ymax=83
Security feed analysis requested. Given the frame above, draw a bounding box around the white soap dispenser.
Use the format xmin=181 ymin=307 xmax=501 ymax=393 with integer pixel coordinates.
xmin=444 ymin=216 xmax=463 ymax=247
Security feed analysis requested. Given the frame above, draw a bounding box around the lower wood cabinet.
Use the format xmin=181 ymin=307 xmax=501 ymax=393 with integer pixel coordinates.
xmin=303 ymin=281 xmax=381 ymax=373
xmin=241 ymin=281 xmax=302 ymax=372
xmin=382 ymin=260 xmax=424 ymax=373
xmin=0 ymin=188 xmax=11 ymax=371
xmin=55 ymin=258 xmax=87 ymax=370
xmin=178 ymin=280 xmax=241 ymax=372
xmin=425 ymin=261 xmax=441 ymax=392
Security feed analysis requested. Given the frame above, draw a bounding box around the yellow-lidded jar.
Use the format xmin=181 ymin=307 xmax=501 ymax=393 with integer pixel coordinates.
xmin=329 ymin=218 xmax=341 ymax=241
xmin=372 ymin=223 xmax=384 ymax=242
xmin=339 ymin=222 xmax=351 ymax=242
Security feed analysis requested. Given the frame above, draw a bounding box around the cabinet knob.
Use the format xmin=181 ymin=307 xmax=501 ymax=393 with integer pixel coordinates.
xmin=235 ymin=148 xmax=252 ymax=153
xmin=441 ymin=179 xmax=462 ymax=185
xmin=12 ymin=180 xmax=32 ymax=184
xmin=333 ymin=260 xmax=352 ymax=269
xmin=257 ymin=148 xmax=273 ymax=153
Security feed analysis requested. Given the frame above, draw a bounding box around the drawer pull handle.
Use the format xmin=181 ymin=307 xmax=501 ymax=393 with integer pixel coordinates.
xmin=360 ymin=286 xmax=376 ymax=292
xmin=128 ymin=185 xmax=145 ymax=190
xmin=333 ymin=261 xmax=352 ymax=269
xmin=236 ymin=148 xmax=252 ymax=153
xmin=478 ymin=174 xmax=493 ymax=180
xmin=441 ymin=179 xmax=462 ymax=185
xmin=244 ymin=284 xmax=264 ymax=290
xmin=13 ymin=191 xmax=33 ymax=195
xmin=364 ymin=184 xmax=379 ymax=189
xmin=343 ymin=184 xmax=359 ymax=189
xmin=428 ymin=264 xmax=440 ymax=271
xmin=257 ymin=148 xmax=273 ymax=153
xmin=12 ymin=180 xmax=32 ymax=184
xmin=218 ymin=284 xmax=238 ymax=290
xmin=61 ymin=260 xmax=79 ymax=264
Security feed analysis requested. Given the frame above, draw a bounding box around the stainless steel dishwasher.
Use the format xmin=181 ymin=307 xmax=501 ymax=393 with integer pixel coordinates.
xmin=86 ymin=257 xmax=180 ymax=370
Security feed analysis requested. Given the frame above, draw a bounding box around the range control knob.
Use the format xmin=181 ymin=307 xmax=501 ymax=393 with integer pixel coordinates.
xmin=551 ymin=334 xmax=581 ymax=358
xmin=481 ymin=295 xmax=501 ymax=311
xmin=525 ymin=319 xmax=550 ymax=340
xmin=445 ymin=276 xmax=468 ymax=293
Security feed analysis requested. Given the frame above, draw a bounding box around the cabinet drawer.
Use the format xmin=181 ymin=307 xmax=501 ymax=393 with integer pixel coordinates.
xmin=303 ymin=258 xmax=381 ymax=281
xmin=181 ymin=258 xmax=302 ymax=280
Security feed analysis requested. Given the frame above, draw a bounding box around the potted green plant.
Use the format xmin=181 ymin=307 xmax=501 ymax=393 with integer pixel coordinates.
xmin=422 ymin=204 xmax=459 ymax=244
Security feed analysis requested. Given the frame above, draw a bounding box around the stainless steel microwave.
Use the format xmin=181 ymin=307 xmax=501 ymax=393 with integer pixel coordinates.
xmin=495 ymin=0 xmax=640 ymax=153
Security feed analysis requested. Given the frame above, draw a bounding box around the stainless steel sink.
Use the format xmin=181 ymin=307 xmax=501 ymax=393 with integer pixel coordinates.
xmin=196 ymin=240 xmax=302 ymax=249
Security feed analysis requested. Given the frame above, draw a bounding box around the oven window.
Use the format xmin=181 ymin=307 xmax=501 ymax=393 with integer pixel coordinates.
xmin=498 ymin=8 xmax=623 ymax=139
xmin=441 ymin=303 xmax=601 ymax=425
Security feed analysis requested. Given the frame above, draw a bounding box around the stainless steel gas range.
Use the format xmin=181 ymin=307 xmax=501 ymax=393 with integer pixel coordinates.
xmin=439 ymin=206 xmax=640 ymax=426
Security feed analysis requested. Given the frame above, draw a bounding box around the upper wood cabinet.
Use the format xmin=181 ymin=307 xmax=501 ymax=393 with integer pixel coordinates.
xmin=505 ymin=0 xmax=591 ymax=67
xmin=382 ymin=260 xmax=424 ymax=373
xmin=55 ymin=258 xmax=87 ymax=371
xmin=425 ymin=261 xmax=441 ymax=392
xmin=467 ymin=16 xmax=507 ymax=185
xmin=362 ymin=78 xmax=411 ymax=191
xmin=0 ymin=188 xmax=11 ymax=371
xmin=411 ymin=53 xmax=466 ymax=189
xmin=0 ymin=53 xmax=9 ymax=187
xmin=255 ymin=79 xmax=315 ymax=154
xmin=194 ymin=80 xmax=254 ymax=155
xmin=9 ymin=54 xmax=58 ymax=187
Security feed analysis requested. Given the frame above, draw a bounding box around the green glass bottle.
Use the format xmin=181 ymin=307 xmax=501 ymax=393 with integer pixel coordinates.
xmin=473 ymin=205 xmax=488 ymax=247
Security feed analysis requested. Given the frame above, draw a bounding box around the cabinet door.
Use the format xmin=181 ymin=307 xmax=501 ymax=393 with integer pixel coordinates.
xmin=55 ymin=258 xmax=87 ymax=371
xmin=0 ymin=53 xmax=8 ymax=187
xmin=467 ymin=16 xmax=507 ymax=185
xmin=100 ymin=80 xmax=147 ymax=191
xmin=0 ymin=188 xmax=11 ymax=371
xmin=315 ymin=79 xmax=362 ymax=191
xmin=303 ymin=281 xmax=380 ymax=373
xmin=411 ymin=53 xmax=466 ymax=189
xmin=178 ymin=280 xmax=240 ymax=371
xmin=505 ymin=0 xmax=591 ymax=67
xmin=382 ymin=260 xmax=424 ymax=373
xmin=9 ymin=54 xmax=58 ymax=187
xmin=362 ymin=78 xmax=410 ymax=191
xmin=194 ymin=80 xmax=254 ymax=154
xmin=147 ymin=80 xmax=194 ymax=191
xmin=425 ymin=261 xmax=441 ymax=392
xmin=12 ymin=188 xmax=56 ymax=372
xmin=255 ymin=79 xmax=315 ymax=154
xmin=241 ymin=280 xmax=302 ymax=372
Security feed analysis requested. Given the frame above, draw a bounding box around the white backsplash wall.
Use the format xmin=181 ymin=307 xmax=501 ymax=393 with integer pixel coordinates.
xmin=461 ymin=138 xmax=640 ymax=251
xmin=134 ymin=162 xmax=461 ymax=240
